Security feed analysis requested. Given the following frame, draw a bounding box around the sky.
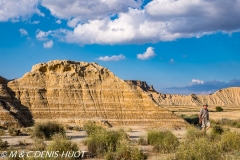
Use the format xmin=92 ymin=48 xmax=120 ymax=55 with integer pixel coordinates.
xmin=1 ymin=0 xmax=240 ymax=95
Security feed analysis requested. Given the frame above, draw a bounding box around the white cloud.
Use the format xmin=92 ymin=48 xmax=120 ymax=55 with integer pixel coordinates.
xmin=43 ymin=40 xmax=54 ymax=49
xmin=41 ymin=0 xmax=143 ymax=21
xmin=56 ymin=20 xmax=62 ymax=24
xmin=36 ymin=30 xmax=52 ymax=41
xmin=0 ymin=0 xmax=39 ymax=21
xmin=170 ymin=58 xmax=175 ymax=63
xmin=67 ymin=18 xmax=79 ymax=28
xmin=137 ymin=47 xmax=156 ymax=60
xmin=36 ymin=8 xmax=45 ymax=17
xmin=97 ymin=54 xmax=125 ymax=61
xmin=19 ymin=28 xmax=28 ymax=36
xmin=32 ymin=21 xmax=40 ymax=24
xmin=52 ymin=0 xmax=240 ymax=45
xmin=192 ymin=79 xmax=204 ymax=84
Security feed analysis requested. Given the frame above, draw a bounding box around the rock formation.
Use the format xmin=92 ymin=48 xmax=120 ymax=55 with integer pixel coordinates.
xmin=0 ymin=76 xmax=33 ymax=128
xmin=126 ymin=80 xmax=240 ymax=106
xmin=0 ymin=60 xmax=186 ymax=128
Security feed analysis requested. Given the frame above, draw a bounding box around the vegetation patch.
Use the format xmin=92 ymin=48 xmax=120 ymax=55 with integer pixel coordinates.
xmin=8 ymin=128 xmax=20 ymax=136
xmin=147 ymin=130 xmax=179 ymax=153
xmin=84 ymin=121 xmax=146 ymax=159
xmin=46 ymin=134 xmax=79 ymax=160
xmin=216 ymin=106 xmax=224 ymax=112
xmin=180 ymin=114 xmax=199 ymax=125
xmin=0 ymin=129 xmax=5 ymax=136
xmin=31 ymin=121 xmax=65 ymax=140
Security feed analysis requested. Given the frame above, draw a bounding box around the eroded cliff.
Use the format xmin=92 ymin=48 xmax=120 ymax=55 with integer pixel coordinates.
xmin=1 ymin=60 xmax=186 ymax=128
xmin=126 ymin=80 xmax=240 ymax=106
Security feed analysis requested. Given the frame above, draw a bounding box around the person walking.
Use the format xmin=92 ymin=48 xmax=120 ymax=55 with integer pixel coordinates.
xmin=199 ymin=104 xmax=210 ymax=131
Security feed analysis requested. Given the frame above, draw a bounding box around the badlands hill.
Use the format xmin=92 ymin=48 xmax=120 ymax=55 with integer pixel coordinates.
xmin=0 ymin=60 xmax=186 ymax=128
xmin=126 ymin=80 xmax=240 ymax=106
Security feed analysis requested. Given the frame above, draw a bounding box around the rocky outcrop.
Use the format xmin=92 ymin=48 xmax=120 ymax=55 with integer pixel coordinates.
xmin=0 ymin=77 xmax=33 ymax=128
xmin=0 ymin=60 xmax=186 ymax=128
xmin=126 ymin=80 xmax=240 ymax=106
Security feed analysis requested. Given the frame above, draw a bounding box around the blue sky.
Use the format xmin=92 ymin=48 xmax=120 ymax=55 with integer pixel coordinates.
xmin=1 ymin=0 xmax=240 ymax=94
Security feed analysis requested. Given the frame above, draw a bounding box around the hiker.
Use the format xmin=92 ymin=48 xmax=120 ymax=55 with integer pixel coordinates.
xmin=199 ymin=104 xmax=210 ymax=131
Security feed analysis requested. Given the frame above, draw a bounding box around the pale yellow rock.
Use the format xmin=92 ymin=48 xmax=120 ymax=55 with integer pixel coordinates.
xmin=126 ymin=80 xmax=240 ymax=106
xmin=1 ymin=60 xmax=186 ymax=128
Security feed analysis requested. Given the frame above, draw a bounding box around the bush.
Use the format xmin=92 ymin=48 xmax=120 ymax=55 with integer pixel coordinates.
xmin=0 ymin=129 xmax=5 ymax=136
xmin=83 ymin=121 xmax=105 ymax=135
xmin=105 ymin=140 xmax=147 ymax=160
xmin=8 ymin=128 xmax=20 ymax=136
xmin=219 ymin=118 xmax=240 ymax=128
xmin=31 ymin=121 xmax=65 ymax=140
xmin=181 ymin=114 xmax=199 ymax=125
xmin=147 ymin=130 xmax=179 ymax=153
xmin=175 ymin=137 xmax=222 ymax=160
xmin=209 ymin=125 xmax=224 ymax=141
xmin=220 ymin=131 xmax=240 ymax=152
xmin=186 ymin=127 xmax=206 ymax=141
xmin=85 ymin=128 xmax=128 ymax=157
xmin=138 ymin=136 xmax=147 ymax=145
xmin=32 ymin=137 xmax=46 ymax=151
xmin=46 ymin=134 xmax=79 ymax=160
xmin=216 ymin=106 xmax=223 ymax=112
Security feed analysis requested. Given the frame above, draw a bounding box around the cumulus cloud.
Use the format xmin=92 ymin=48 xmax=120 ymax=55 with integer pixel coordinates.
xmin=41 ymin=0 xmax=143 ymax=21
xmin=0 ymin=0 xmax=39 ymax=21
xmin=97 ymin=54 xmax=125 ymax=61
xmin=137 ymin=47 xmax=156 ymax=60
xmin=36 ymin=29 xmax=53 ymax=41
xmin=32 ymin=21 xmax=40 ymax=24
xmin=67 ymin=18 xmax=79 ymax=28
xmin=192 ymin=79 xmax=204 ymax=84
xmin=5 ymin=0 xmax=240 ymax=45
xmin=56 ymin=20 xmax=62 ymax=24
xmin=56 ymin=0 xmax=240 ymax=45
xmin=43 ymin=40 xmax=54 ymax=48
xmin=19 ymin=28 xmax=28 ymax=36
xmin=36 ymin=8 xmax=45 ymax=17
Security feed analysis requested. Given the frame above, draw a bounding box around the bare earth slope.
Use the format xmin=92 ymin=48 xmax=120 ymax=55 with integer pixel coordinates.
xmin=0 ymin=76 xmax=33 ymax=128
xmin=126 ymin=80 xmax=240 ymax=106
xmin=0 ymin=60 xmax=186 ymax=128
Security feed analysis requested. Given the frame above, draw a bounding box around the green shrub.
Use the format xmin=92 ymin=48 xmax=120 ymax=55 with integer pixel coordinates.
xmin=83 ymin=121 xmax=105 ymax=135
xmin=181 ymin=114 xmax=199 ymax=125
xmin=216 ymin=106 xmax=223 ymax=112
xmin=219 ymin=118 xmax=240 ymax=128
xmin=105 ymin=140 xmax=147 ymax=160
xmin=32 ymin=137 xmax=46 ymax=151
xmin=46 ymin=134 xmax=79 ymax=160
xmin=0 ymin=129 xmax=5 ymax=136
xmin=175 ymin=137 xmax=222 ymax=160
xmin=138 ymin=136 xmax=147 ymax=145
xmin=147 ymin=130 xmax=179 ymax=153
xmin=31 ymin=121 xmax=65 ymax=140
xmin=186 ymin=127 xmax=206 ymax=141
xmin=85 ymin=128 xmax=128 ymax=157
xmin=220 ymin=131 xmax=240 ymax=152
xmin=8 ymin=128 xmax=20 ymax=136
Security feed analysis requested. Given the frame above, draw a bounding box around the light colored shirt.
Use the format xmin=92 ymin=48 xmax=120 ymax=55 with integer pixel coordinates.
xmin=200 ymin=108 xmax=209 ymax=121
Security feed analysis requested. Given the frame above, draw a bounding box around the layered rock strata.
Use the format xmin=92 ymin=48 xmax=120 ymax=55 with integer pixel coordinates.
xmin=126 ymin=80 xmax=240 ymax=106
xmin=1 ymin=60 xmax=186 ymax=128
xmin=0 ymin=77 xmax=33 ymax=128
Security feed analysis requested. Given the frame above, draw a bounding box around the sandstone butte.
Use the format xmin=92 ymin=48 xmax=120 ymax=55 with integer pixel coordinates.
xmin=0 ymin=60 xmax=239 ymax=128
